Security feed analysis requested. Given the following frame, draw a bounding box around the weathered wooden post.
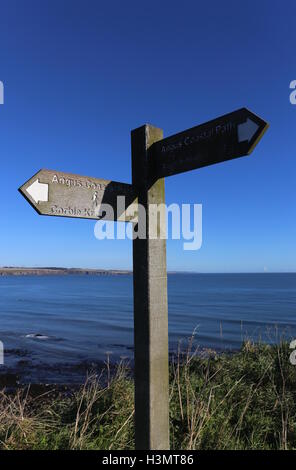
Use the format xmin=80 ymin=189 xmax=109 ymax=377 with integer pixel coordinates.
xmin=131 ymin=125 xmax=170 ymax=450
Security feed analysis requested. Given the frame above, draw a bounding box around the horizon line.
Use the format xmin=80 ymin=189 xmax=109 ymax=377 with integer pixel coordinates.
xmin=1 ymin=266 xmax=295 ymax=275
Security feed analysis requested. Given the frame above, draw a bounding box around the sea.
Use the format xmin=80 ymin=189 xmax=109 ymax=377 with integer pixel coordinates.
xmin=0 ymin=273 xmax=295 ymax=384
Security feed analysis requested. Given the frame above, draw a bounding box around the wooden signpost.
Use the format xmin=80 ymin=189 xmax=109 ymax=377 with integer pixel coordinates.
xmin=19 ymin=108 xmax=268 ymax=450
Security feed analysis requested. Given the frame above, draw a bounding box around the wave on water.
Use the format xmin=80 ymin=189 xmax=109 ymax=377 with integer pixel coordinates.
xmin=25 ymin=333 xmax=53 ymax=340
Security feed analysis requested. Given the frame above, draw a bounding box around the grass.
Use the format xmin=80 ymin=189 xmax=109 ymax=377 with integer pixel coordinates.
xmin=0 ymin=340 xmax=296 ymax=450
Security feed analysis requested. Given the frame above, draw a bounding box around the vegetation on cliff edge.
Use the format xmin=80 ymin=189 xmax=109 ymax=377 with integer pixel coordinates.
xmin=0 ymin=341 xmax=295 ymax=450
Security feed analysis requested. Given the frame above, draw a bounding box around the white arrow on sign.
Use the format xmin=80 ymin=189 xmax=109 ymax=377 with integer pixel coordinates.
xmin=26 ymin=179 xmax=49 ymax=204
xmin=238 ymin=118 xmax=259 ymax=143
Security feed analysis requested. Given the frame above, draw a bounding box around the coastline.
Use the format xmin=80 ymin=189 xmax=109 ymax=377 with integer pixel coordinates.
xmin=1 ymin=268 xmax=295 ymax=276
xmin=0 ymin=267 xmax=132 ymax=276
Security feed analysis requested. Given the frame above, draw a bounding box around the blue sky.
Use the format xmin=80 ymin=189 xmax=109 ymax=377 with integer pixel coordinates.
xmin=0 ymin=0 xmax=295 ymax=272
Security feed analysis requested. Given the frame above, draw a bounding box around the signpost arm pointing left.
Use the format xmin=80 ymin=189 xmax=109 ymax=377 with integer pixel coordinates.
xmin=19 ymin=169 xmax=137 ymax=221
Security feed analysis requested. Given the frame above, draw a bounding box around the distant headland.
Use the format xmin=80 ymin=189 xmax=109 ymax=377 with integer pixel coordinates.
xmin=0 ymin=267 xmax=132 ymax=276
